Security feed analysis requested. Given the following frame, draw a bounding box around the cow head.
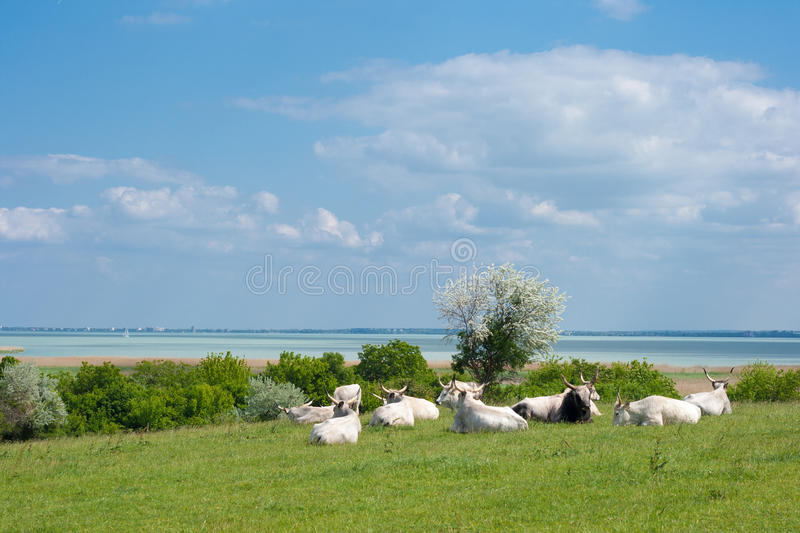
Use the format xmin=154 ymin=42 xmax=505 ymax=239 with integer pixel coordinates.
xmin=452 ymin=380 xmax=487 ymax=408
xmin=612 ymin=390 xmax=632 ymax=426
xmin=579 ymin=371 xmax=601 ymax=401
xmin=436 ymin=376 xmax=483 ymax=408
xmin=326 ymin=391 xmax=355 ymax=417
xmin=560 ymin=367 xmax=598 ymax=422
xmin=704 ymin=367 xmax=734 ymax=390
xmin=380 ymin=384 xmax=408 ymax=404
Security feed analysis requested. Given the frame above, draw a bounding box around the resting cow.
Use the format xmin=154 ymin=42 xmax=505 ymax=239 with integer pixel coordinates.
xmin=435 ymin=376 xmax=483 ymax=409
xmin=278 ymin=401 xmax=334 ymax=424
xmin=511 ymin=368 xmax=599 ymax=423
xmin=450 ymin=381 xmax=528 ymax=433
xmin=309 ymin=393 xmax=362 ymax=444
xmin=368 ymin=392 xmax=415 ymax=427
xmin=682 ymin=368 xmax=733 ymax=416
xmin=380 ymin=385 xmax=439 ymax=420
xmin=613 ymin=392 xmax=701 ymax=426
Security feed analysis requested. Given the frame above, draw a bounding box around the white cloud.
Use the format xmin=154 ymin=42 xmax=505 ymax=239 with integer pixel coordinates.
xmin=385 ymin=193 xmax=484 ymax=233
xmin=253 ymin=190 xmax=279 ymax=213
xmin=120 ymin=12 xmax=191 ymax=25
xmin=304 ymin=208 xmax=383 ymax=248
xmin=104 ymin=187 xmax=186 ymax=220
xmin=272 ymin=223 xmax=301 ymax=239
xmin=522 ymin=198 xmax=600 ymax=227
xmin=0 ymin=207 xmax=68 ymax=242
xmin=245 ymin=47 xmax=800 ymax=228
xmin=0 ymin=154 xmax=198 ymax=184
xmin=592 ymin=0 xmax=648 ymax=21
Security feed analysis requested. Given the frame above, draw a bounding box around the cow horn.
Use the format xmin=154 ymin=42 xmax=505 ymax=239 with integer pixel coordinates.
xmin=370 ymin=392 xmax=384 ymax=401
xmin=473 ymin=383 xmax=487 ymax=394
xmin=703 ymin=368 xmax=715 ymax=383
xmin=616 ymin=390 xmax=622 ymax=406
xmin=278 ymin=406 xmax=289 ymax=414
xmin=580 ymin=371 xmax=588 ymax=385
xmin=561 ymin=374 xmax=577 ymax=391
xmin=453 ymin=382 xmax=464 ymax=393
xmin=380 ymin=384 xmax=391 ymax=394
xmin=325 ymin=389 xmax=337 ymax=404
xmin=591 ymin=366 xmax=599 ymax=385
xmin=302 ymin=400 xmax=313 ymax=408
xmin=398 ymin=385 xmax=408 ymax=394
xmin=438 ymin=375 xmax=447 ymax=388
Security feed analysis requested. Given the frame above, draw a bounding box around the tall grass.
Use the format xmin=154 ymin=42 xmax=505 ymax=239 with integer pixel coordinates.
xmin=2 ymin=402 xmax=799 ymax=531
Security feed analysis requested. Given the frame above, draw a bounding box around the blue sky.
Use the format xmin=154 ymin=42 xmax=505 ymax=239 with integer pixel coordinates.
xmin=1 ymin=0 xmax=799 ymax=330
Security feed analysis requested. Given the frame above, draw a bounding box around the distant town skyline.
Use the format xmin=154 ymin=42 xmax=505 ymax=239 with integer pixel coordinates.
xmin=2 ymin=1 xmax=799 ymax=330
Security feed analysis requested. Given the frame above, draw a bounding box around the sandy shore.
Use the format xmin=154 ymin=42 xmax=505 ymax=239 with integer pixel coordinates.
xmin=0 ymin=346 xmax=24 ymax=353
xmin=20 ymin=355 xmax=798 ymax=395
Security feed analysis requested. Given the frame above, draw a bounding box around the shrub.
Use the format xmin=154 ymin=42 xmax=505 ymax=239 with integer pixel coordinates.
xmin=262 ymin=351 xmax=354 ymax=406
xmin=0 ymin=355 xmax=20 ymax=379
xmin=356 ymin=340 xmax=431 ymax=383
xmin=196 ymin=352 xmax=252 ymax=407
xmin=242 ymin=376 xmax=307 ymax=421
xmin=57 ymin=362 xmax=144 ymax=434
xmin=481 ymin=358 xmax=679 ymax=405
xmin=728 ymin=361 xmax=800 ymax=402
xmin=131 ymin=359 xmax=199 ymax=388
xmin=0 ymin=362 xmax=67 ymax=439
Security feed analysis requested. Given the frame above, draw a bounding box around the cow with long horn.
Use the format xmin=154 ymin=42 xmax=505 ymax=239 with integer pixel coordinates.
xmin=435 ymin=375 xmax=483 ymax=409
xmin=450 ymin=382 xmax=527 ymax=433
xmin=682 ymin=367 xmax=734 ymax=416
xmin=614 ymin=391 xmax=701 ymax=426
xmin=380 ymin=384 xmax=439 ymax=420
xmin=511 ymin=367 xmax=599 ymax=423
xmin=368 ymin=391 xmax=415 ymax=427
xmin=309 ymin=392 xmax=362 ymax=444
xmin=279 ymin=400 xmax=335 ymax=424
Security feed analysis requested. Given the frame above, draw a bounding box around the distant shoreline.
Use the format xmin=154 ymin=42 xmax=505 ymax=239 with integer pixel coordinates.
xmin=3 ymin=328 xmax=799 ymax=338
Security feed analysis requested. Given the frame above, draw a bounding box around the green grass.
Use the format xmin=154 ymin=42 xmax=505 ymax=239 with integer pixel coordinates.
xmin=2 ymin=403 xmax=799 ymax=532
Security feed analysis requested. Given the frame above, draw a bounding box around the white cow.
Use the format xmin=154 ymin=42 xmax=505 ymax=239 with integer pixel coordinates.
xmin=613 ymin=392 xmax=701 ymax=426
xmin=450 ymin=381 xmax=528 ymax=433
xmin=435 ymin=376 xmax=483 ymax=409
xmin=380 ymin=385 xmax=439 ymax=420
xmin=575 ymin=371 xmax=603 ymax=416
xmin=278 ymin=401 xmax=334 ymax=424
xmin=368 ymin=392 xmax=415 ymax=427
xmin=309 ymin=394 xmax=362 ymax=445
xmin=333 ymin=383 xmax=362 ymax=415
xmin=682 ymin=368 xmax=733 ymax=416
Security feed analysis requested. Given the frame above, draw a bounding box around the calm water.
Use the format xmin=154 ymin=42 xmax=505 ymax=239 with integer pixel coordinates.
xmin=2 ymin=331 xmax=800 ymax=366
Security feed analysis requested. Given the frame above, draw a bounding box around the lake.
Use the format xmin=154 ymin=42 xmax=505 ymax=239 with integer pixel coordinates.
xmin=3 ymin=331 xmax=800 ymax=366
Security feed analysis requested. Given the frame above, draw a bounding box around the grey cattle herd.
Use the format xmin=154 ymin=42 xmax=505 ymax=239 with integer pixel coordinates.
xmin=277 ymin=367 xmax=735 ymax=444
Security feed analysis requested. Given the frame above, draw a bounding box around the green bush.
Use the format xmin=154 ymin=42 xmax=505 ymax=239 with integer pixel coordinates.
xmin=0 ymin=355 xmax=20 ymax=379
xmin=0 ymin=362 xmax=67 ymax=440
xmin=131 ymin=359 xmax=199 ymax=388
xmin=196 ymin=352 xmax=252 ymax=408
xmin=57 ymin=362 xmax=145 ymax=434
xmin=356 ymin=339 xmax=432 ymax=384
xmin=728 ymin=361 xmax=800 ymax=401
xmin=262 ymin=351 xmax=355 ymax=406
xmin=481 ymin=358 xmax=679 ymax=405
xmin=242 ymin=376 xmax=307 ymax=421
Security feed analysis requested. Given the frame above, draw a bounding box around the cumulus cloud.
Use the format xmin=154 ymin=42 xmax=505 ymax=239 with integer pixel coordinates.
xmin=0 ymin=154 xmax=198 ymax=184
xmin=243 ymin=46 xmax=800 ymax=229
xmin=592 ymin=0 xmax=648 ymax=21
xmin=253 ymin=190 xmax=279 ymax=213
xmin=384 ymin=193 xmax=484 ymax=233
xmin=305 ymin=208 xmax=383 ymax=248
xmin=517 ymin=196 xmax=601 ymax=227
xmin=0 ymin=207 xmax=68 ymax=242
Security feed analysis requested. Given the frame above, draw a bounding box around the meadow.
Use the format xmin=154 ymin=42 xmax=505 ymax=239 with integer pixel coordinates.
xmin=2 ymin=401 xmax=798 ymax=532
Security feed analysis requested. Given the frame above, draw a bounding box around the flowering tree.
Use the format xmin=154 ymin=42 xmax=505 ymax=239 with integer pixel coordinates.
xmin=433 ymin=264 xmax=566 ymax=384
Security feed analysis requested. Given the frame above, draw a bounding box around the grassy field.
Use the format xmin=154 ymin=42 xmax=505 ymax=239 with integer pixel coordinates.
xmin=2 ymin=402 xmax=799 ymax=532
